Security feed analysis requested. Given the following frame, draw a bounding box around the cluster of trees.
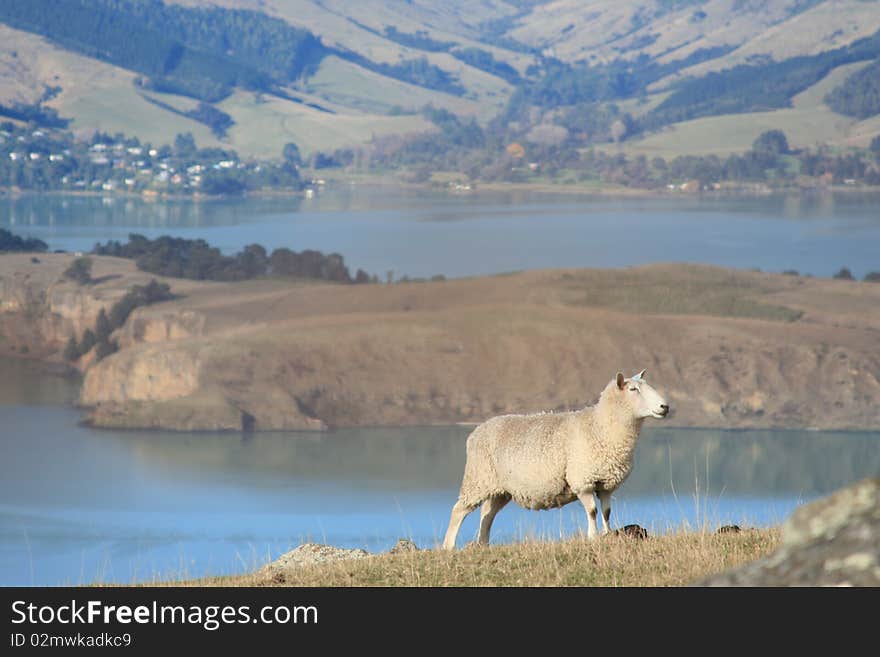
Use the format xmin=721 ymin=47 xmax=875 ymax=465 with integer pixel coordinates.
xmin=371 ymin=26 xmax=521 ymax=86
xmin=340 ymin=52 xmax=467 ymax=97
xmin=503 ymin=46 xmax=731 ymax=124
xmin=0 ymin=0 xmax=326 ymax=104
xmin=381 ymin=26 xmax=454 ymax=52
xmin=140 ymin=95 xmax=234 ymax=138
xmin=831 ymin=267 xmax=880 ymax=282
xmin=63 ymin=277 xmax=173 ymax=362
xmin=826 ymin=60 xmax=880 ymax=119
xmin=0 ymin=228 xmax=48 ymax=253
xmin=0 ymin=101 xmax=69 ymax=129
xmin=362 ymin=105 xmax=880 ymax=188
xmin=93 ymin=234 xmax=374 ymax=284
xmin=648 ymin=30 xmax=880 ymax=126
xmin=450 ymin=48 xmax=521 ymax=86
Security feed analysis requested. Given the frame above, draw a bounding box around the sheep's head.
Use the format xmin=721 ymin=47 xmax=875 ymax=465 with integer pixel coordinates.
xmin=615 ymin=370 xmax=669 ymax=420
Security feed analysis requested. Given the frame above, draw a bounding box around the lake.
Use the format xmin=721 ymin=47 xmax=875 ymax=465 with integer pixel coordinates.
xmin=1 ymin=359 xmax=878 ymax=586
xmin=1 ymin=188 xmax=879 ymax=279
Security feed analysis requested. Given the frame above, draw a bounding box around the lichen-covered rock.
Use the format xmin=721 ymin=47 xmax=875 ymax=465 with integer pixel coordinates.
xmin=260 ymin=543 xmax=370 ymax=577
xmin=388 ymin=538 xmax=419 ymax=554
xmin=698 ymin=478 xmax=880 ymax=586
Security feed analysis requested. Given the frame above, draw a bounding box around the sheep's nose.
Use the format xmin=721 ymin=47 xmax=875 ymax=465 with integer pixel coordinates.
xmin=660 ymin=404 xmax=669 ymax=415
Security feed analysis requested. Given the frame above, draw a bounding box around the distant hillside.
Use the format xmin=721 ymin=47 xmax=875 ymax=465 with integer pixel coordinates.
xmin=0 ymin=0 xmax=879 ymax=159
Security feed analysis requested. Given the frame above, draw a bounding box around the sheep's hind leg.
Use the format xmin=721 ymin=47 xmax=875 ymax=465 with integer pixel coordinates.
xmin=577 ymin=491 xmax=600 ymax=540
xmin=443 ymin=499 xmax=478 ymax=551
xmin=477 ymin=495 xmax=511 ymax=546
xmin=598 ymin=490 xmax=612 ymax=535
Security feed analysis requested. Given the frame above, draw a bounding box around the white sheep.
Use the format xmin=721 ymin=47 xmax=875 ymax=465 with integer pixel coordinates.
xmin=442 ymin=370 xmax=669 ymax=550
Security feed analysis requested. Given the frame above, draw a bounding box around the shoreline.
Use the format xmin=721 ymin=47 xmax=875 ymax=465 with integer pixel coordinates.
xmin=2 ymin=179 xmax=879 ymax=203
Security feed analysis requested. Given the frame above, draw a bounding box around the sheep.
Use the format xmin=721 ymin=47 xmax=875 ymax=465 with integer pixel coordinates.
xmin=442 ymin=370 xmax=669 ymax=550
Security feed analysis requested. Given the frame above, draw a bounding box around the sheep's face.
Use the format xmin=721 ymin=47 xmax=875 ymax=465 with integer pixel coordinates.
xmin=616 ymin=370 xmax=669 ymax=420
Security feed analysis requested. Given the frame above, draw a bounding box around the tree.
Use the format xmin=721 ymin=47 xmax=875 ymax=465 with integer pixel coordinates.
xmin=64 ymin=257 xmax=93 ymax=285
xmin=833 ymin=267 xmax=855 ymax=281
xmin=752 ymin=130 xmax=789 ymax=156
xmin=282 ymin=142 xmax=302 ymax=167
xmin=174 ymin=132 xmax=197 ymax=158
xmin=79 ymin=329 xmax=97 ymax=354
xmin=237 ymin=244 xmax=269 ymax=278
xmin=95 ymin=308 xmax=113 ymax=342
xmin=863 ymin=271 xmax=880 ymax=283
xmin=95 ymin=338 xmax=119 ymax=361
xmin=63 ymin=336 xmax=80 ymax=361
xmin=870 ymin=135 xmax=880 ymax=158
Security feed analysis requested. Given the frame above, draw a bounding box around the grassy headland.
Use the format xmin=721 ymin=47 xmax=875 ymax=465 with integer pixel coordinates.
xmin=3 ymin=254 xmax=880 ymax=432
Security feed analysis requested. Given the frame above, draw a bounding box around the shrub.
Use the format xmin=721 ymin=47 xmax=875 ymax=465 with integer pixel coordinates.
xmin=64 ymin=257 xmax=93 ymax=285
xmin=864 ymin=271 xmax=880 ymax=282
xmin=833 ymin=267 xmax=855 ymax=280
xmin=63 ymin=337 xmax=80 ymax=361
xmin=95 ymin=309 xmax=113 ymax=342
xmin=94 ymin=338 xmax=119 ymax=362
xmin=79 ymin=329 xmax=97 ymax=354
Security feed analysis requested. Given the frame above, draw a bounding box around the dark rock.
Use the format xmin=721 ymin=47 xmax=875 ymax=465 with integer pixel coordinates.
xmin=613 ymin=524 xmax=649 ymax=540
xmin=717 ymin=525 xmax=742 ymax=534
xmin=697 ymin=478 xmax=880 ymax=586
xmin=388 ymin=538 xmax=419 ymax=554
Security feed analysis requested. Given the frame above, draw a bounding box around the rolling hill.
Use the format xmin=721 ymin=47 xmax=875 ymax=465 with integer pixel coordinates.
xmin=0 ymin=0 xmax=878 ymax=159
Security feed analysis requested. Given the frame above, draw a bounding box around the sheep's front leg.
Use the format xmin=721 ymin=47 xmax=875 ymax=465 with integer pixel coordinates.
xmin=577 ymin=491 xmax=599 ymax=540
xmin=443 ymin=500 xmax=477 ymax=551
xmin=598 ymin=490 xmax=613 ymax=535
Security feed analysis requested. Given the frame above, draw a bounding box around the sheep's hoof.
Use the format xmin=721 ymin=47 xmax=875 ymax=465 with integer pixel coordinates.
xmin=612 ymin=524 xmax=649 ymax=540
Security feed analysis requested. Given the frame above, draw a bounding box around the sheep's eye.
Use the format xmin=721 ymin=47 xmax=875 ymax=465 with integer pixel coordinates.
xmin=629 ymin=387 xmax=639 ymax=393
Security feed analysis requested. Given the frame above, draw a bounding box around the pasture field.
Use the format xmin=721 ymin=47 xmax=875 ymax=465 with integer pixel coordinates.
xmin=619 ymin=61 xmax=880 ymax=159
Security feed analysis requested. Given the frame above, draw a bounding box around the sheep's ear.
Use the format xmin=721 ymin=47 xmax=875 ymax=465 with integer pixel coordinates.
xmin=616 ymin=372 xmax=625 ymax=389
xmin=633 ymin=369 xmax=646 ymax=381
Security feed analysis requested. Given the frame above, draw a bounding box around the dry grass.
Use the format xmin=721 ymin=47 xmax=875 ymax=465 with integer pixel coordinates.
xmin=557 ymin=267 xmax=804 ymax=321
xmin=178 ymin=529 xmax=780 ymax=587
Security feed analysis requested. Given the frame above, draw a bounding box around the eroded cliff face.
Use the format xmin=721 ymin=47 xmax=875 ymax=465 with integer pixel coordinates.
xmin=0 ymin=261 xmax=125 ymax=357
xmin=4 ymin=256 xmax=880 ymax=432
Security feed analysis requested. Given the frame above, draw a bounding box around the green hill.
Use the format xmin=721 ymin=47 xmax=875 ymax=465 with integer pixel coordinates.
xmin=0 ymin=0 xmax=879 ymax=160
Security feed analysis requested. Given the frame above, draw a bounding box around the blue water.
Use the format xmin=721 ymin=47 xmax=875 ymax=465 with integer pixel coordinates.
xmin=1 ymin=189 xmax=879 ymax=279
xmin=1 ymin=362 xmax=878 ymax=586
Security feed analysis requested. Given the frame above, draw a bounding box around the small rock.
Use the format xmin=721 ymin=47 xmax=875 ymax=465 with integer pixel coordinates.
xmin=717 ymin=525 xmax=742 ymax=534
xmin=613 ymin=524 xmax=649 ymax=540
xmin=260 ymin=542 xmax=370 ymax=576
xmin=388 ymin=538 xmax=419 ymax=554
